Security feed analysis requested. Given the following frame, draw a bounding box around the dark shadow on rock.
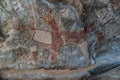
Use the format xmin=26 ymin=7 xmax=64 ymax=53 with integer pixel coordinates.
xmin=0 ymin=73 xmax=4 ymax=80
xmin=88 ymin=61 xmax=120 ymax=79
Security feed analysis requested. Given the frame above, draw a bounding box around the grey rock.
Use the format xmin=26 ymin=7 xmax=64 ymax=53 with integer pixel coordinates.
xmin=0 ymin=0 xmax=120 ymax=79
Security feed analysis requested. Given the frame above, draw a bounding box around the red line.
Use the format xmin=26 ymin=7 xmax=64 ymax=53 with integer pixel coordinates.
xmin=102 ymin=12 xmax=107 ymax=20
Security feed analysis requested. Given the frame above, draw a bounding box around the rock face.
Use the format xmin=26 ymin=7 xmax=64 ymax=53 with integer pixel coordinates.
xmin=0 ymin=0 xmax=88 ymax=69
xmin=0 ymin=0 xmax=120 ymax=79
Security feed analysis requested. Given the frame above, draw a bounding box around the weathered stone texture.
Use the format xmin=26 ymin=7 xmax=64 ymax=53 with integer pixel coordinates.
xmin=0 ymin=0 xmax=120 ymax=79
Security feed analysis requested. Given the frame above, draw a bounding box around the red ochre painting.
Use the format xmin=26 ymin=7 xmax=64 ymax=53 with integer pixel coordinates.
xmin=0 ymin=0 xmax=120 ymax=73
xmin=0 ymin=0 xmax=91 ymax=69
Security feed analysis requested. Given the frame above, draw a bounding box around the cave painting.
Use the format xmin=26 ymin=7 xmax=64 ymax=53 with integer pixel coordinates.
xmin=31 ymin=11 xmax=90 ymax=64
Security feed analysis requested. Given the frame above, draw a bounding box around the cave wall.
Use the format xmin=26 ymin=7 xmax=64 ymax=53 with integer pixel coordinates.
xmin=0 ymin=0 xmax=120 ymax=79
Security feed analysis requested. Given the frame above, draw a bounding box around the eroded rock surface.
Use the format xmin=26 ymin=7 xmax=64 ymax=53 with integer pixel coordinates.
xmin=0 ymin=0 xmax=120 ymax=79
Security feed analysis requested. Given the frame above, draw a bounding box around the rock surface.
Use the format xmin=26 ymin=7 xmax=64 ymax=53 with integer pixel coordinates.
xmin=0 ymin=0 xmax=120 ymax=79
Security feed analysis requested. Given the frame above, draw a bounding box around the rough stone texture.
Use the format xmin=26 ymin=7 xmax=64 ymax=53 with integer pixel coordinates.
xmin=0 ymin=0 xmax=120 ymax=79
xmin=0 ymin=0 xmax=88 ymax=69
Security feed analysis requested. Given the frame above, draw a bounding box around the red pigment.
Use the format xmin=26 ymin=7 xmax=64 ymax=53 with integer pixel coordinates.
xmin=50 ymin=52 xmax=57 ymax=63
xmin=33 ymin=51 xmax=39 ymax=61
xmin=49 ymin=19 xmax=59 ymax=31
